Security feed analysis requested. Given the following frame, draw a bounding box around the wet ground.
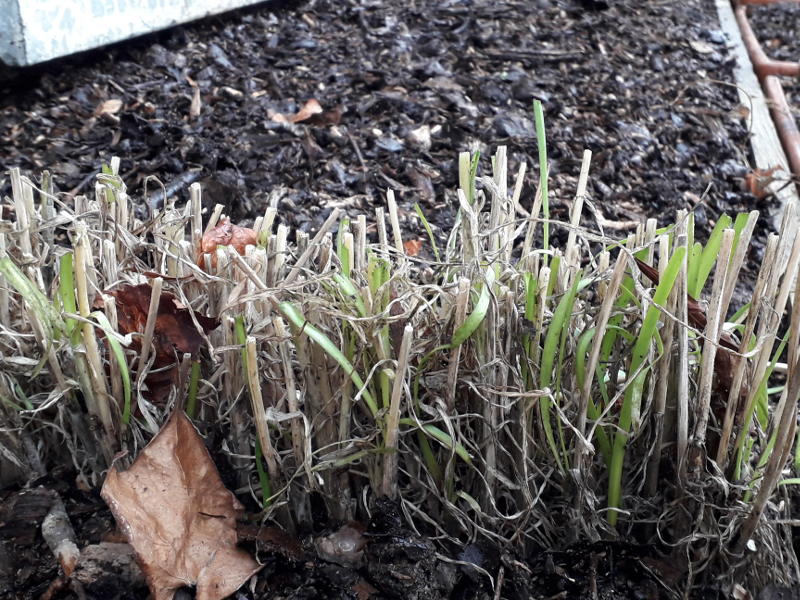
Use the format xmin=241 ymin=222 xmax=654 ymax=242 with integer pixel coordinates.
xmin=0 ymin=0 xmax=771 ymax=243
xmin=0 ymin=0 xmax=794 ymax=598
xmin=748 ymin=1 xmax=800 ymax=125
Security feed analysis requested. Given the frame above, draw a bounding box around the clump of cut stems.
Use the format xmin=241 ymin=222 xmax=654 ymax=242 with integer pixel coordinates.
xmin=1 ymin=127 xmax=800 ymax=593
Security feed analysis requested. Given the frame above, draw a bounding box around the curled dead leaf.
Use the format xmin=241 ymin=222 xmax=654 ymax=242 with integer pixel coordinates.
xmin=94 ymin=99 xmax=123 ymax=117
xmin=744 ymin=165 xmax=782 ymax=199
xmin=98 ymin=283 xmax=219 ymax=402
xmin=101 ymin=411 xmax=261 ymax=600
xmin=197 ymin=218 xmax=258 ymax=268
xmin=270 ymin=99 xmax=342 ymax=126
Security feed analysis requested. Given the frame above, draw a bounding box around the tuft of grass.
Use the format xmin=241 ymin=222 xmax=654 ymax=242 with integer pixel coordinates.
xmin=3 ymin=123 xmax=800 ymax=594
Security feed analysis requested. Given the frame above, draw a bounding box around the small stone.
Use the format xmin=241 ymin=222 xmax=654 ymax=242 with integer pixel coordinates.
xmin=406 ymin=125 xmax=431 ymax=151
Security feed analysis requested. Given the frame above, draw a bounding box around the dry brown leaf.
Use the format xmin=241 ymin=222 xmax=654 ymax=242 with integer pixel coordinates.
xmin=197 ymin=218 xmax=258 ymax=267
xmin=269 ymin=99 xmax=341 ymax=126
xmin=94 ymin=99 xmax=123 ymax=117
xmin=289 ymin=98 xmax=323 ymax=123
xmin=101 ymin=411 xmax=261 ymax=600
xmin=98 ymin=283 xmax=219 ymax=402
xmin=190 ymin=86 xmax=202 ymax=120
xmin=635 ymin=258 xmax=747 ymax=421
xmin=744 ymin=165 xmax=782 ymax=199
xmin=403 ymin=239 xmax=422 ymax=256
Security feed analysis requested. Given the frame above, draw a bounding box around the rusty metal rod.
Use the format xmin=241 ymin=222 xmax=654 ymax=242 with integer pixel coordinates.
xmin=735 ymin=5 xmax=800 ymax=78
xmin=733 ymin=1 xmax=800 ymax=195
xmin=739 ymin=0 xmax=800 ymax=6
xmin=762 ymin=75 xmax=800 ymax=181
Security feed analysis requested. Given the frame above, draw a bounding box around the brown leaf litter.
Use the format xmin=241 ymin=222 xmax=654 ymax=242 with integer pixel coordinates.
xmin=98 ymin=282 xmax=219 ymax=402
xmin=101 ymin=411 xmax=261 ymax=600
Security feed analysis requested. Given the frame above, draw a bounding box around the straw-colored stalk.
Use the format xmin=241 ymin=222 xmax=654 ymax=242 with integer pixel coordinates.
xmin=690 ymin=228 xmax=735 ymax=463
xmin=136 ymin=276 xmax=163 ymax=375
xmin=0 ymin=234 xmax=9 ymax=325
xmin=274 ymin=318 xmax=311 ymax=480
xmin=10 ymin=168 xmax=33 ymax=257
xmin=520 ymin=185 xmax=543 ymax=271
xmin=504 ymin=161 xmax=528 ymax=264
xmin=270 ymin=224 xmax=288 ymax=287
xmin=246 ymin=336 xmax=279 ymax=482
xmin=732 ymin=218 xmax=800 ymax=464
xmin=565 ymin=150 xmax=592 ymax=271
xmin=576 ymin=252 xmax=627 ymax=452
xmin=734 ymin=284 xmax=800 ymax=552
xmin=386 ymin=190 xmax=404 ymax=256
xmin=717 ymin=234 xmax=778 ymax=465
xmin=645 ymin=235 xmax=677 ymax=495
xmin=74 ymin=222 xmax=115 ymax=454
xmin=204 ymin=203 xmax=224 ymax=234
xmin=382 ymin=324 xmax=414 ymax=498
xmin=488 ymin=146 xmax=507 ymax=255
xmin=103 ymin=295 xmax=123 ymax=420
xmin=285 ymin=208 xmax=341 ymax=286
xmin=673 ymin=218 xmax=690 ymax=479
xmin=446 ymin=279 xmax=471 ymax=412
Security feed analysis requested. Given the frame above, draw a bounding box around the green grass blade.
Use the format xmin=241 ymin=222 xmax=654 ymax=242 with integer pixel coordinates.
xmin=280 ymin=301 xmax=379 ymax=417
xmin=690 ymin=214 xmax=732 ymax=298
xmin=607 ymin=246 xmax=685 ymax=525
xmin=186 ymin=361 xmax=201 ymax=419
xmin=59 ymin=253 xmax=78 ymax=338
xmin=90 ymin=311 xmax=132 ymax=426
xmin=449 ymin=266 xmax=495 ymax=348
xmin=538 ymin=271 xmax=581 ymax=472
xmin=333 ymin=273 xmax=367 ymax=318
xmin=0 ymin=257 xmax=63 ymax=339
xmin=399 ymin=418 xmax=472 ymax=464
xmin=413 ymin=203 xmax=441 ymax=262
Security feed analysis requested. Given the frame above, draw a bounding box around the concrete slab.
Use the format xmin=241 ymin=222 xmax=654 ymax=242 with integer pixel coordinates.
xmin=0 ymin=0 xmax=269 ymax=67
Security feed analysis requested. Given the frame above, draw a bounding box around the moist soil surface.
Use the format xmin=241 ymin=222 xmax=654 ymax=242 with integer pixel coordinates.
xmin=0 ymin=0 xmax=794 ymax=599
xmin=748 ymin=1 xmax=800 ymax=128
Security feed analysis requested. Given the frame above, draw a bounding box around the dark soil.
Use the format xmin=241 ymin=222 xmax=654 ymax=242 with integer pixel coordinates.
xmin=747 ymin=1 xmax=800 ymax=126
xmin=0 ymin=0 xmax=791 ymax=598
xmin=0 ymin=478 xmax=694 ymax=600
xmin=0 ymin=0 xmax=768 ymax=240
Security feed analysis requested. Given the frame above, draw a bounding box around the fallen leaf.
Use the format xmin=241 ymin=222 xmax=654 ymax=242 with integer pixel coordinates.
xmin=689 ymin=40 xmax=714 ymax=55
xmin=197 ymin=218 xmax=258 ymax=267
xmin=403 ymin=239 xmax=422 ymax=256
xmin=303 ymin=104 xmax=343 ymax=127
xmin=270 ymin=99 xmax=342 ymax=126
xmin=270 ymin=98 xmax=322 ymax=124
xmin=101 ymin=411 xmax=261 ymax=600
xmin=190 ymin=86 xmax=202 ymax=120
xmin=99 ymin=283 xmax=219 ymax=402
xmin=744 ymin=165 xmax=782 ymax=199
xmin=94 ymin=99 xmax=123 ymax=117
xmin=635 ymin=258 xmax=746 ymax=421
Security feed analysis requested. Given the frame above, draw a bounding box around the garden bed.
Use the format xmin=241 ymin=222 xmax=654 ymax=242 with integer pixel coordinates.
xmin=2 ymin=1 xmax=799 ymax=599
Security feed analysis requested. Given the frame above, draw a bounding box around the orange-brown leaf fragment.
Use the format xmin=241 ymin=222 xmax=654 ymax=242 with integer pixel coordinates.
xmin=197 ymin=218 xmax=257 ymax=267
xmin=269 ymin=99 xmax=342 ymax=127
xmin=403 ymin=239 xmax=422 ymax=256
xmin=101 ymin=412 xmax=261 ymax=600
